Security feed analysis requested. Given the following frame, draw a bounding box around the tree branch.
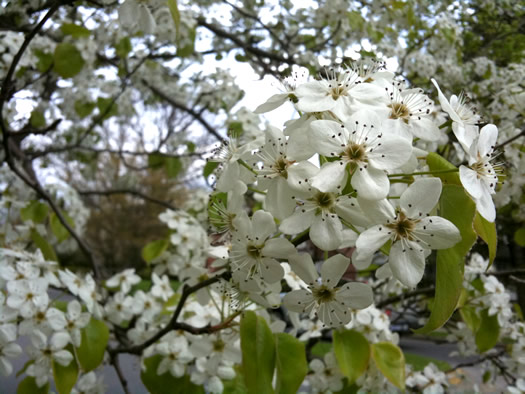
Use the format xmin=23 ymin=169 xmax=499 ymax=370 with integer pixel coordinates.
xmin=77 ymin=188 xmax=177 ymax=211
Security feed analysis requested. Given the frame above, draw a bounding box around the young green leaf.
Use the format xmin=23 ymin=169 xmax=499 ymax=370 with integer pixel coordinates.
xmin=473 ymin=212 xmax=497 ymax=268
xmin=475 ymin=309 xmax=500 ymax=352
xmin=54 ymin=43 xmax=85 ymax=78
xmin=240 ymin=311 xmax=276 ymax=394
xmin=415 ymin=185 xmax=476 ymax=333
xmin=274 ymin=333 xmax=307 ymax=394
xmin=52 ymin=345 xmax=79 ymax=394
xmin=141 ymin=355 xmax=204 ymax=394
xmin=333 ymin=329 xmax=370 ymax=384
xmin=371 ymin=342 xmax=405 ymax=390
xmin=17 ymin=376 xmax=49 ymax=394
xmin=76 ymin=318 xmax=109 ymax=372
xmin=20 ymin=200 xmax=49 ymax=223
xmin=142 ymin=239 xmax=169 ymax=263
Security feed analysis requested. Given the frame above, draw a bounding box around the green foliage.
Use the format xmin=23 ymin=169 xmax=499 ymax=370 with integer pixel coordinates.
xmin=96 ymin=97 xmax=119 ymax=119
xmin=141 ymin=355 xmax=204 ymax=394
xmin=203 ymin=161 xmax=219 ymax=179
xmin=76 ymin=318 xmax=110 ymax=372
xmin=115 ymin=37 xmax=132 ymax=58
xmin=310 ymin=341 xmax=332 ymax=357
xmin=240 ymin=311 xmax=276 ymax=394
xmin=30 ymin=229 xmax=58 ymax=261
xmin=29 ymin=110 xmax=46 ymax=128
xmin=74 ymin=100 xmax=96 ymax=118
xmin=52 ymin=345 xmax=79 ymax=394
xmin=20 ymin=200 xmax=49 ymax=223
xmin=514 ymin=227 xmax=525 ymax=247
xmin=426 ymin=152 xmax=461 ymax=185
xmin=460 ymin=305 xmax=481 ymax=332
xmin=17 ymin=376 xmax=49 ymax=394
xmin=50 ymin=211 xmax=74 ymax=242
xmin=415 ymin=185 xmax=476 ymax=334
xmin=475 ymin=309 xmax=500 ymax=352
xmin=404 ymin=352 xmax=451 ymax=372
xmin=473 ymin=212 xmax=497 ymax=268
xmin=33 ymin=49 xmax=53 ymax=72
xmin=142 ymin=238 xmax=169 ymax=263
xmin=274 ymin=333 xmax=308 ymax=394
xmin=54 ymin=43 xmax=85 ymax=78
xmin=165 ymin=157 xmax=183 ymax=178
xmin=333 ymin=329 xmax=370 ymax=385
xmin=371 ymin=342 xmax=405 ymax=390
xmin=61 ymin=23 xmax=91 ymax=38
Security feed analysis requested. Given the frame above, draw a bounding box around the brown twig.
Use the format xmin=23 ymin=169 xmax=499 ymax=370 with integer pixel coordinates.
xmin=77 ymin=188 xmax=177 ymax=211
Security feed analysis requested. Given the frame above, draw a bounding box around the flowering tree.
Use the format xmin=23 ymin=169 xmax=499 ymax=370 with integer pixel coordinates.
xmin=1 ymin=0 xmax=524 ymax=393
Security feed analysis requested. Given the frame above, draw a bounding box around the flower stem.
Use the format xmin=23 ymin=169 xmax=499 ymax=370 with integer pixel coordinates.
xmin=388 ymin=168 xmax=459 ymax=177
xmin=238 ymin=159 xmax=258 ymax=175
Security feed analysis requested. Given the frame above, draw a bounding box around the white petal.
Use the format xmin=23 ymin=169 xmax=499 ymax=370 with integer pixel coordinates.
xmin=414 ymin=216 xmax=461 ymax=249
xmin=262 ymin=238 xmax=295 ymax=259
xmin=351 ymin=249 xmax=374 ymax=270
xmin=265 ymin=178 xmax=296 ymax=220
xmin=280 ymin=209 xmax=315 ymax=234
xmin=283 ymin=289 xmax=314 ymax=313
xmin=288 ymin=253 xmax=318 ymax=285
xmin=321 ymin=254 xmax=350 ymax=288
xmin=251 ymin=210 xmax=276 ymax=241
xmin=0 ymin=358 xmax=13 ymax=377
xmin=376 ymin=263 xmax=392 ymax=280
xmin=337 ymin=282 xmax=373 ymax=309
xmin=51 ymin=332 xmax=70 ymax=350
xmin=286 ymin=131 xmax=316 ymax=161
xmin=474 ymin=184 xmax=496 ymax=222
xmin=53 ymin=350 xmax=73 ymax=366
xmin=431 ymin=79 xmax=462 ymax=124
xmin=459 ymin=165 xmax=482 ymax=198
xmin=368 ymin=134 xmax=412 ymax=170
xmin=355 ymin=225 xmax=391 ymax=257
xmin=477 ymin=124 xmax=498 ymax=158
xmin=357 ymin=197 xmax=396 ymax=224
xmin=410 ymin=117 xmax=441 ymax=141
xmin=260 ymin=258 xmax=285 ymax=283
xmin=335 ymin=196 xmax=370 ymax=228
xmin=310 ymin=213 xmax=343 ymax=251
xmin=67 ymin=300 xmax=82 ymax=320
xmin=254 ymin=93 xmax=289 ymax=113
xmin=309 ymin=120 xmax=347 ymax=156
xmin=311 ymin=161 xmax=347 ymax=192
xmin=400 ymin=177 xmax=442 ymax=217
xmin=389 ymin=241 xmax=426 ymax=288
xmin=351 ymin=166 xmax=389 ymax=200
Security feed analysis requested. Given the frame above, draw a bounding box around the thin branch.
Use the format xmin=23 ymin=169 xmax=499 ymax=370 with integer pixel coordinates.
xmin=376 ymin=287 xmax=435 ymax=308
xmin=144 ymin=80 xmax=224 ymax=143
xmin=495 ymin=129 xmax=525 ymax=150
xmin=109 ymin=353 xmax=131 ymax=394
xmin=111 ymin=272 xmax=230 ymax=355
xmin=77 ymin=188 xmax=177 ymax=211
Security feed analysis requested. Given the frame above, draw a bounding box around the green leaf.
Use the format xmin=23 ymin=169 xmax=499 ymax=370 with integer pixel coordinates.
xmin=30 ymin=229 xmax=58 ymax=262
xmin=50 ymin=211 xmax=74 ymax=242
xmin=142 ymin=239 xmax=169 ymax=263
xmin=176 ymin=28 xmax=196 ymax=58
xmin=17 ymin=376 xmax=49 ymax=394
xmin=311 ymin=341 xmax=332 ymax=357
xmin=76 ymin=318 xmax=110 ymax=372
xmin=333 ymin=329 xmax=370 ymax=384
xmin=61 ymin=23 xmax=91 ymax=38
xmin=228 ymin=121 xmax=244 ymax=138
xmin=240 ymin=311 xmax=275 ymax=394
xmin=426 ymin=152 xmax=461 ymax=185
xmin=514 ymin=227 xmax=525 ymax=247
xmin=475 ymin=309 xmax=500 ymax=352
xmin=185 ymin=141 xmax=196 ymax=153
xmin=96 ymin=97 xmax=118 ymax=119
xmin=148 ymin=153 xmax=165 ymax=169
xmin=54 ymin=43 xmax=85 ymax=78
xmin=460 ymin=305 xmax=480 ymax=332
xmin=473 ymin=212 xmax=497 ymax=268
xmin=203 ymin=161 xmax=219 ymax=178
xmin=141 ymin=355 xmax=204 ymax=394
xmin=167 ymin=0 xmax=181 ymax=38
xmin=223 ymin=366 xmax=248 ymax=394
xmin=34 ymin=49 xmax=53 ymax=72
xmin=30 ymin=110 xmax=46 ymax=128
xmin=371 ymin=342 xmax=405 ymax=390
xmin=53 ymin=345 xmax=79 ymax=394
xmin=274 ymin=333 xmax=307 ymax=394
xmin=115 ymin=37 xmax=132 ymax=58
xmin=404 ymin=352 xmax=451 ymax=372
xmin=415 ymin=185 xmax=476 ymax=333
xmin=74 ymin=100 xmax=96 ymax=118
xmin=20 ymin=200 xmax=49 ymax=223
xmin=164 ymin=156 xmax=183 ymax=178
